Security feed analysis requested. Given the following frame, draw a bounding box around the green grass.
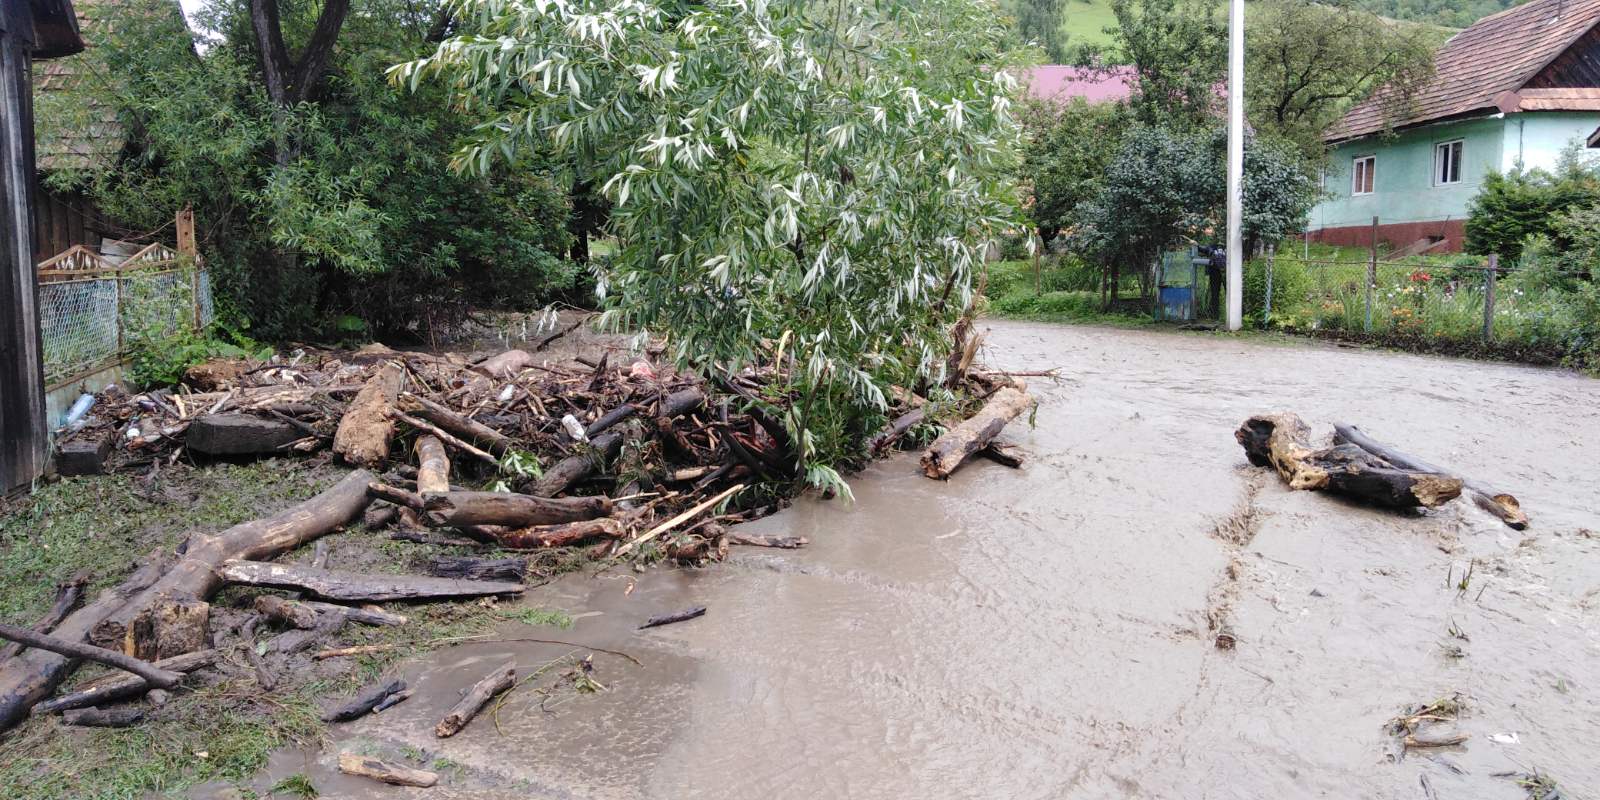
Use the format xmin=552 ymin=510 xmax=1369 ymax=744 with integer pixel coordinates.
xmin=498 ymin=606 xmax=575 ymax=629
xmin=0 ymin=461 xmax=542 ymax=800
xmin=985 ymin=257 xmax=1156 ymax=326
xmin=1059 ymin=0 xmax=1120 ymax=49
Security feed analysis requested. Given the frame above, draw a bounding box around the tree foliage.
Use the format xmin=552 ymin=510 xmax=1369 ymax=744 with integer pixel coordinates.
xmin=1244 ymin=0 xmax=1438 ymax=155
xmin=399 ymin=0 xmax=1027 ymax=472
xmin=35 ymin=0 xmax=580 ymax=341
xmin=1013 ymin=0 xmax=1068 ymax=62
xmin=1018 ymin=97 xmax=1129 ymax=243
xmin=1465 ymin=149 xmax=1600 ymax=262
xmin=1092 ymin=0 xmax=1225 ymax=129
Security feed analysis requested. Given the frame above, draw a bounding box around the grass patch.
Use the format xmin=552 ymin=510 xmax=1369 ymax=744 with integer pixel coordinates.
xmin=0 ymin=461 xmax=529 ymax=800
xmin=498 ymin=606 xmax=575 ymax=629
xmin=984 ymin=258 xmax=1155 ymax=326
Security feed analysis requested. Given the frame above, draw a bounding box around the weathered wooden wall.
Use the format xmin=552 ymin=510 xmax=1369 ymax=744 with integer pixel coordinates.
xmin=1 ymin=0 xmax=52 ymax=495
xmin=33 ymin=186 xmax=106 ymax=262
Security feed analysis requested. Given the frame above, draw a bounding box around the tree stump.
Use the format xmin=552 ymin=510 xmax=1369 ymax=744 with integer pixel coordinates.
xmin=1235 ymin=413 xmax=1462 ymax=509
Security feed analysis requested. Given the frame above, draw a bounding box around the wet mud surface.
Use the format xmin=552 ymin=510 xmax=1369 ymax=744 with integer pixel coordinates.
xmin=229 ymin=321 xmax=1600 ymax=799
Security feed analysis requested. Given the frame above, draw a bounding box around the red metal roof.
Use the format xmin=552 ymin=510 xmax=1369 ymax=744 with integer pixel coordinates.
xmin=1328 ymin=0 xmax=1600 ymax=143
xmin=1020 ymin=65 xmax=1137 ymax=104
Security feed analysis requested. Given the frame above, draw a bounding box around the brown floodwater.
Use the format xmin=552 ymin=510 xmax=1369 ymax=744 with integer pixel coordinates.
xmin=223 ymin=321 xmax=1600 ymax=799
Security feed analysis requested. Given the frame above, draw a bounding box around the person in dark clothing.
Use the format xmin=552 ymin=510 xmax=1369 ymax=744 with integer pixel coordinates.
xmin=1199 ymin=245 xmax=1225 ymax=319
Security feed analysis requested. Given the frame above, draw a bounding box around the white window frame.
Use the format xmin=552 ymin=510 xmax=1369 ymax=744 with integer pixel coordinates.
xmin=1434 ymin=139 xmax=1463 ymax=186
xmin=1352 ymin=155 xmax=1376 ymax=196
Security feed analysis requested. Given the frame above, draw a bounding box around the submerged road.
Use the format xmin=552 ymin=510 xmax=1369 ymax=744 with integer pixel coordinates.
xmin=239 ymin=320 xmax=1600 ymax=799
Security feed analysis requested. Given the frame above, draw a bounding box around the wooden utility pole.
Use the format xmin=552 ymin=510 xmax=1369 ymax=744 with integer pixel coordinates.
xmin=0 ymin=0 xmax=81 ymax=495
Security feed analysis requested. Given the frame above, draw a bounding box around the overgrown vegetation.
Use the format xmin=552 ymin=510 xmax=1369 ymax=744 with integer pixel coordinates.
xmin=399 ymin=0 xmax=1027 ymax=477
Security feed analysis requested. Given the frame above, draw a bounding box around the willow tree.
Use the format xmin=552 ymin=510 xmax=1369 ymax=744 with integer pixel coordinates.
xmin=395 ymin=0 xmax=1025 ymax=481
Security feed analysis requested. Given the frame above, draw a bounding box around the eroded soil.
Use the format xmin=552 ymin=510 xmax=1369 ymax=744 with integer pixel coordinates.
xmin=228 ymin=321 xmax=1600 ymax=799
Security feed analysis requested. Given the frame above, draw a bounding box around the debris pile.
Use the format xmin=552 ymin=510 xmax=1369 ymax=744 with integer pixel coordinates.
xmin=3 ymin=328 xmax=1038 ymax=752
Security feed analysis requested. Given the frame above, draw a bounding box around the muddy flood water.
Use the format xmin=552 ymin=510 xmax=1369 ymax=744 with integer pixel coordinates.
xmin=228 ymin=320 xmax=1599 ymax=799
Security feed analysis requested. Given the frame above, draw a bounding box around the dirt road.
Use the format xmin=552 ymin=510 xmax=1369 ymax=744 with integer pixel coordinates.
xmin=240 ymin=321 xmax=1600 ymax=799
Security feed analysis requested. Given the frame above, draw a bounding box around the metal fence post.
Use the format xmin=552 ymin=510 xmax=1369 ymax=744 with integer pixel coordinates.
xmin=1263 ymin=243 xmax=1275 ymax=326
xmin=1483 ymin=254 xmax=1498 ymax=342
xmin=1365 ymin=216 xmax=1378 ymax=332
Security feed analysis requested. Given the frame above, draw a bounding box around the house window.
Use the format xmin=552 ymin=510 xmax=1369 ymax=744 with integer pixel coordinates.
xmin=1435 ymin=140 xmax=1463 ymax=186
xmin=1352 ymin=155 xmax=1375 ymax=195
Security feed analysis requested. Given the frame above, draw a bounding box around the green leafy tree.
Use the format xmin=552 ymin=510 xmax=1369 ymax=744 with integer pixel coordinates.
xmin=398 ymin=0 xmax=1027 ymax=476
xmin=1018 ymin=97 xmax=1130 ymax=243
xmin=38 ymin=0 xmax=579 ymax=340
xmin=1014 ymin=0 xmax=1067 ymax=62
xmin=1465 ymin=149 xmax=1600 ymax=262
xmin=1091 ymin=0 xmax=1226 ymax=129
xmin=1245 ymin=0 xmax=1438 ymax=155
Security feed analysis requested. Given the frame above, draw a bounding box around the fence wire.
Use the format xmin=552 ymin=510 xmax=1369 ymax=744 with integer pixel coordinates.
xmin=38 ymin=266 xmax=213 ymax=386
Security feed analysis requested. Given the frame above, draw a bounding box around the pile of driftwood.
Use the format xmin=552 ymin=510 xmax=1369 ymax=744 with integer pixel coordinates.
xmin=5 ymin=332 xmax=1037 ymax=743
xmin=1236 ymin=413 xmax=1527 ymax=528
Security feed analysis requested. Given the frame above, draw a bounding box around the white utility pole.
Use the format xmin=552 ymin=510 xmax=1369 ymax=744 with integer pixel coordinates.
xmin=1225 ymin=0 xmax=1244 ymax=331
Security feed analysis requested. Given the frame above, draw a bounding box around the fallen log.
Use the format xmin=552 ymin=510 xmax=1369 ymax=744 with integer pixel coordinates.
xmin=423 ymin=491 xmax=612 ymax=528
xmin=0 ymin=572 xmax=88 ymax=665
xmin=31 ymin=649 xmax=217 ymax=715
xmin=494 ymin=518 xmax=626 ymax=549
xmin=0 ymin=623 xmax=183 ymax=689
xmin=89 ymin=470 xmax=374 ymax=657
xmin=185 ymin=413 xmax=305 ymax=456
xmin=1235 ymin=414 xmax=1462 ymax=509
xmin=426 ymin=556 xmax=527 ymax=583
xmin=333 ymin=362 xmax=404 ymax=468
xmin=372 ymin=687 xmax=413 ymax=713
xmin=253 ymin=595 xmax=320 ymax=629
xmin=62 ymin=707 xmax=145 ymax=728
xmin=414 ymin=435 xmax=451 ymax=495
xmin=475 ymin=349 xmax=537 ymax=379
xmin=56 ymin=431 xmax=115 ymax=475
xmin=435 ymin=661 xmax=516 ymax=738
xmin=391 ymin=529 xmax=485 ymax=548
xmin=639 ymin=606 xmax=707 ymax=629
xmin=300 ymin=601 xmax=407 ymax=627
xmin=387 ymin=409 xmax=499 ymax=465
xmin=338 ymin=753 xmax=439 ymax=788
xmin=400 ymin=392 xmax=513 ymax=456
xmin=218 ymin=561 xmax=525 ymax=602
xmin=869 ymin=408 xmax=925 ymax=455
xmin=977 ymin=440 xmax=1024 ymax=468
xmin=323 ymin=678 xmax=407 ymax=722
xmin=367 ymin=481 xmax=424 ymax=510
xmin=1332 ymin=424 xmax=1528 ymax=529
xmin=920 ymin=386 xmax=1034 ymax=480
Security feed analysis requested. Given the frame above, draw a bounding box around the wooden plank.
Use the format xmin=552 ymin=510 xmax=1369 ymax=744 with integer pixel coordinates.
xmin=0 ymin=18 xmax=50 ymax=496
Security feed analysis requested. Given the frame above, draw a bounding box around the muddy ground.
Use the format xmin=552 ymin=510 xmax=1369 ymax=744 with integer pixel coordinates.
xmin=209 ymin=319 xmax=1599 ymax=799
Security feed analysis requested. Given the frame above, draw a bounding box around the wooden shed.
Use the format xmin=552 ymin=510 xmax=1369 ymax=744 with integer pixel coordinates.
xmin=2 ymin=0 xmax=85 ymax=495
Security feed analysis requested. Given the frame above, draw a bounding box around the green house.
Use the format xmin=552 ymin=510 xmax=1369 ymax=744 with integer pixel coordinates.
xmin=1311 ymin=0 xmax=1600 ymax=253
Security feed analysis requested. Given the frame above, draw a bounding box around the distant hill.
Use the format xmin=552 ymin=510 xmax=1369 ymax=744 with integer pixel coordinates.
xmin=1057 ymin=0 xmax=1513 ymax=50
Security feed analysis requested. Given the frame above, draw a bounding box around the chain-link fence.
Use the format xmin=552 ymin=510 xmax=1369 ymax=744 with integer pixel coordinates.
xmin=37 ymin=244 xmax=214 ymax=387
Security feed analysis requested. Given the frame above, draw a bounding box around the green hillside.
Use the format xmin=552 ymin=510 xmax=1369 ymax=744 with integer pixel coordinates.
xmin=1055 ymin=0 xmax=1508 ymax=53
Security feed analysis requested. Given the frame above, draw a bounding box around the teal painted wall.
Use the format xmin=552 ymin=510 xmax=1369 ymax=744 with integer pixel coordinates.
xmin=1497 ymin=112 xmax=1600 ymax=173
xmin=1310 ymin=116 xmax=1503 ymax=231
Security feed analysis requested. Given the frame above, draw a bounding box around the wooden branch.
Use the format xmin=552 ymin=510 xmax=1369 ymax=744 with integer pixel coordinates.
xmin=89 ymin=470 xmax=375 ymax=657
xmin=1236 ymin=414 xmax=1463 ymax=509
xmin=288 ymin=0 xmax=350 ymax=103
xmin=338 ymin=753 xmax=438 ymax=787
xmin=726 ymin=532 xmax=809 ymax=549
xmin=239 ymin=615 xmax=276 ymax=690
xmin=615 ymin=484 xmax=745 ymax=557
xmin=494 ymin=518 xmax=625 ymax=549
xmin=333 ymin=362 xmax=404 ymax=468
xmin=400 ymin=392 xmax=513 ymax=456
xmin=920 ymin=387 xmax=1034 ymax=479
xmin=869 ymin=408 xmax=924 ymax=455
xmin=388 ymin=409 xmax=499 ymax=465
xmin=63 ymin=707 xmax=145 ymax=727
xmin=1333 ymin=424 xmax=1528 ymax=529
xmin=435 ymin=661 xmax=515 ymax=738
xmin=0 ymin=623 xmax=182 ymax=689
xmin=426 ymin=556 xmax=527 ymax=583
xmin=323 ymin=678 xmax=406 ymax=722
xmin=639 ymin=606 xmax=706 ymax=629
xmin=529 ymin=430 xmax=623 ymax=497
xmin=219 ymin=560 xmax=524 ymax=602
xmin=367 ymin=481 xmax=423 ymax=510
xmin=253 ymin=595 xmax=320 ymax=629
xmin=31 ymin=650 xmax=217 ymax=715
xmin=423 ymin=491 xmax=612 ymax=528
xmin=300 ymin=601 xmax=407 ymax=627
xmin=0 ymin=572 xmax=87 ymax=665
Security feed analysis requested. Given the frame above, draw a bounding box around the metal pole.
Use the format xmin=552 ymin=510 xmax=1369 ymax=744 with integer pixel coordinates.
xmin=1264 ymin=243 xmax=1275 ymax=326
xmin=1366 ymin=215 xmax=1377 ymax=332
xmin=1225 ymin=0 xmax=1245 ymax=331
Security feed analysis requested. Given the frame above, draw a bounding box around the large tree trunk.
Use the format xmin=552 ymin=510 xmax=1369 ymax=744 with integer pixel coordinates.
xmin=90 ymin=470 xmax=374 ymax=657
xmin=1235 ymin=414 xmax=1462 ymax=509
xmin=0 ymin=554 xmax=166 ymax=732
xmin=218 ymin=561 xmax=524 ymax=602
xmin=920 ymin=386 xmax=1035 ymax=480
xmin=1332 ymin=424 xmax=1528 ymax=529
xmin=333 ymin=363 xmax=404 ymax=468
xmin=423 ymin=491 xmax=612 ymax=528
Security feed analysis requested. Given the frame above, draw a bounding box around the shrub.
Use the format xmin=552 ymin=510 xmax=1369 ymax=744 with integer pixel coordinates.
xmin=1464 ymin=147 xmax=1600 ymax=261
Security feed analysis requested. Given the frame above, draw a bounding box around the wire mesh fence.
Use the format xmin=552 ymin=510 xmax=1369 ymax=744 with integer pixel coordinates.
xmin=36 ymin=244 xmax=213 ymax=387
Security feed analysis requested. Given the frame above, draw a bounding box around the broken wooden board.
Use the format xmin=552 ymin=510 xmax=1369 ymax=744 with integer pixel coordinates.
xmin=218 ymin=560 xmax=524 ymax=602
